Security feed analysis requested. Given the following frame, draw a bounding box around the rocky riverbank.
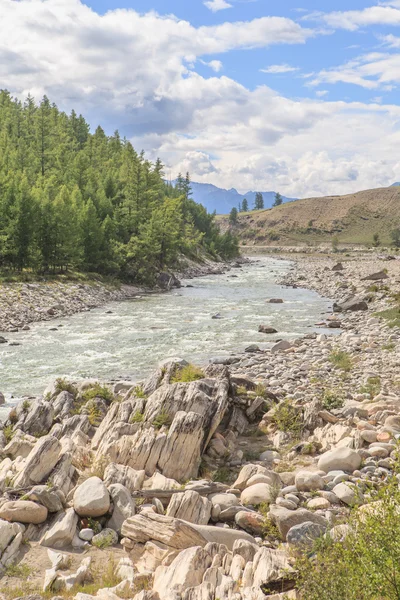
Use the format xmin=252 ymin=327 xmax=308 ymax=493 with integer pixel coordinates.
xmin=1 ymin=252 xmax=400 ymax=599
xmin=0 ymin=257 xmax=239 ymax=334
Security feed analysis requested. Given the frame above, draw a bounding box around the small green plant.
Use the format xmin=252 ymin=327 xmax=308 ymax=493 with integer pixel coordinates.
xmin=55 ymin=377 xmax=78 ymax=398
xmin=87 ymin=517 xmax=102 ymax=534
xmin=3 ymin=424 xmax=14 ymax=443
xmin=87 ymin=402 xmax=102 ymax=426
xmin=82 ymin=383 xmax=113 ymax=404
xmin=375 ymin=306 xmax=400 ymax=328
xmin=132 ymin=385 xmax=147 ymax=399
xmin=255 ymin=383 xmax=269 ymax=399
xmin=21 ymin=400 xmax=31 ymax=413
xmin=272 ymin=400 xmax=302 ymax=436
xmin=212 ymin=467 xmax=233 ymax=484
xmin=360 ymin=376 xmax=381 ymax=399
xmin=152 ymin=410 xmax=172 ymax=429
xmin=130 ymin=411 xmax=145 ymax=424
xmin=91 ymin=530 xmax=115 ymax=549
xmin=322 ymin=390 xmax=344 ymax=411
xmin=329 ymin=350 xmax=353 ymax=372
xmin=171 ymin=364 xmax=204 ymax=383
xmin=383 ymin=342 xmax=396 ymax=351
xmin=236 ymin=385 xmax=248 ymax=396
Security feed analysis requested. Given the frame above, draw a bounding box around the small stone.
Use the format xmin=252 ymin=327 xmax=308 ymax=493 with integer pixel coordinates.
xmin=79 ymin=528 xmax=94 ymax=541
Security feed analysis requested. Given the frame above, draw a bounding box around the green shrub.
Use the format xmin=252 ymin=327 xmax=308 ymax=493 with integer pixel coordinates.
xmin=171 ymin=364 xmax=204 ymax=383
xmin=360 ymin=376 xmax=381 ymax=399
xmin=21 ymin=400 xmax=31 ymax=413
xmin=8 ymin=408 xmax=18 ymax=424
xmin=296 ymin=481 xmax=400 ymax=599
xmin=322 ymin=390 xmax=344 ymax=410
xmin=329 ymin=350 xmax=353 ymax=372
xmin=55 ymin=377 xmax=78 ymax=398
xmin=87 ymin=402 xmax=102 ymax=426
xmin=272 ymin=400 xmax=302 ymax=436
xmin=152 ymin=410 xmax=172 ymax=429
xmin=3 ymin=424 xmax=14 ymax=443
xmin=132 ymin=385 xmax=147 ymax=399
xmin=236 ymin=385 xmax=248 ymax=396
xmin=82 ymin=383 xmax=113 ymax=404
xmin=130 ymin=411 xmax=145 ymax=424
xmin=4 ymin=563 xmax=33 ymax=579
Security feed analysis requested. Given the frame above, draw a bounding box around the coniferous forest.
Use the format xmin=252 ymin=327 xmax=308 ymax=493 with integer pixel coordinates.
xmin=0 ymin=91 xmax=238 ymax=283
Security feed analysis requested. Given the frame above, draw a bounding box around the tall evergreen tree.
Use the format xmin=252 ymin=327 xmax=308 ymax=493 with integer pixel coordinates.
xmin=254 ymin=193 xmax=264 ymax=210
xmin=273 ymin=192 xmax=283 ymax=207
xmin=242 ymin=198 xmax=248 ymax=212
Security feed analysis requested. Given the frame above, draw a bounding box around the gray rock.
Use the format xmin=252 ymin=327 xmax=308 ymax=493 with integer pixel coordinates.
xmin=92 ymin=528 xmax=118 ymax=547
xmin=73 ymin=477 xmax=110 ymax=518
xmin=107 ymin=484 xmax=135 ymax=534
xmin=287 ymin=521 xmax=326 ymax=550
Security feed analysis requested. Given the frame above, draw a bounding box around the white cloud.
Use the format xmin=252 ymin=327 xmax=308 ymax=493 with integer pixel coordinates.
xmin=310 ymin=52 xmax=400 ymax=90
xmin=203 ymin=60 xmax=223 ymax=72
xmin=204 ymin=0 xmax=232 ymax=12
xmin=318 ymin=6 xmax=400 ymax=31
xmin=380 ymin=34 xmax=400 ymax=48
xmin=316 ymin=90 xmax=328 ymax=97
xmin=260 ymin=64 xmax=299 ymax=74
xmin=1 ymin=0 xmax=400 ymax=198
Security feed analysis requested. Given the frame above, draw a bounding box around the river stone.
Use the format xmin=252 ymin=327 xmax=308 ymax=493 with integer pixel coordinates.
xmin=73 ymin=477 xmax=110 ymax=517
xmin=241 ymin=483 xmax=276 ymax=506
xmin=318 ymin=447 xmax=362 ymax=473
xmin=384 ymin=415 xmax=400 ymax=432
xmin=0 ymin=500 xmax=48 ymax=524
xmin=79 ymin=528 xmax=94 ymax=542
xmin=295 ymin=470 xmax=325 ymax=492
xmin=0 ymin=392 xmax=5 ymax=406
xmin=235 ymin=510 xmax=264 ymax=535
xmin=209 ymin=493 xmax=239 ymax=512
xmin=287 ymin=521 xmax=326 ymax=550
xmin=167 ymin=490 xmax=211 ymax=525
xmin=25 ymin=485 xmax=64 ymax=513
xmin=332 ymin=482 xmax=364 ymax=506
xmin=269 ymin=505 xmax=328 ymax=540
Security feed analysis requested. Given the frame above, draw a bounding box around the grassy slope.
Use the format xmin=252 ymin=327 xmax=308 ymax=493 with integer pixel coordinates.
xmin=218 ymin=186 xmax=400 ymax=246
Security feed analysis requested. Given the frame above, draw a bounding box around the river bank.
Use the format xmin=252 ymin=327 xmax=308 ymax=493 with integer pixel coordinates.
xmin=1 ymin=252 xmax=400 ymax=599
xmin=0 ymin=257 xmax=237 ymax=334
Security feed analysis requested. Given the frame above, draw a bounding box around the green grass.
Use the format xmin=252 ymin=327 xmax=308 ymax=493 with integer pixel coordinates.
xmin=81 ymin=383 xmax=114 ymax=404
xmin=4 ymin=564 xmax=33 ymax=579
xmin=171 ymin=364 xmax=204 ymax=383
xmin=271 ymin=400 xmax=302 ymax=436
xmin=131 ymin=385 xmax=147 ymax=399
xmin=322 ymin=390 xmax=345 ymax=411
xmin=375 ymin=306 xmax=400 ymax=328
xmin=55 ymin=378 xmax=78 ymax=398
xmin=359 ymin=376 xmax=381 ymax=399
xmin=152 ymin=410 xmax=172 ymax=429
xmin=329 ymin=350 xmax=353 ymax=372
xmin=130 ymin=411 xmax=145 ymax=424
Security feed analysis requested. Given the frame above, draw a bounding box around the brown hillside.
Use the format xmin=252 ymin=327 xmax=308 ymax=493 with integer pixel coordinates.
xmin=221 ymin=186 xmax=400 ymax=246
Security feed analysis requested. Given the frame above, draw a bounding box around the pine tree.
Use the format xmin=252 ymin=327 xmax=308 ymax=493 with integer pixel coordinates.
xmin=254 ymin=193 xmax=264 ymax=210
xmin=229 ymin=207 xmax=238 ymax=224
xmin=242 ymin=198 xmax=248 ymax=212
xmin=273 ymin=192 xmax=283 ymax=207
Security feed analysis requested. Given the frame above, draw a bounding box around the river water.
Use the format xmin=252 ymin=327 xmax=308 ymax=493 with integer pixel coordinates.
xmin=0 ymin=257 xmax=334 ymax=419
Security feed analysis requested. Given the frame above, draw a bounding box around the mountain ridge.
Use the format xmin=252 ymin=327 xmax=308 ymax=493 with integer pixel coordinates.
xmin=182 ymin=181 xmax=296 ymax=214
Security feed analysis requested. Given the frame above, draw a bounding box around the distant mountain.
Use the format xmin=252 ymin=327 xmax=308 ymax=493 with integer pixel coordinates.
xmin=184 ymin=181 xmax=296 ymax=214
xmin=391 ymin=182 xmax=400 ymax=187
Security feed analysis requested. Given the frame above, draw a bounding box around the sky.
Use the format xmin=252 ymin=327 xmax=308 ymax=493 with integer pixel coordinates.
xmin=1 ymin=0 xmax=400 ymax=197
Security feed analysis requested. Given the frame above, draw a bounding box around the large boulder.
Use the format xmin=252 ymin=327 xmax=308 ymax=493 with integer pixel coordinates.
xmin=13 ymin=436 xmax=61 ymax=488
xmin=241 ymin=483 xmax=277 ymax=506
xmin=153 ymin=546 xmax=212 ymax=600
xmin=106 ymin=484 xmax=135 ymax=534
xmin=362 ymin=270 xmax=389 ymax=281
xmin=269 ymin=505 xmax=328 ymax=540
xmin=25 ymin=485 xmax=64 ymax=513
xmin=121 ymin=509 xmax=207 ymax=550
xmin=295 ymin=471 xmax=325 ymax=492
xmin=318 ymin=447 xmax=362 ymax=473
xmin=0 ymin=500 xmax=48 ymax=524
xmin=166 ymin=490 xmax=212 ymax=525
xmin=287 ymin=521 xmax=326 ymax=550
xmin=73 ymin=477 xmax=110 ymax=518
xmin=40 ymin=508 xmax=78 ymax=549
xmin=333 ymin=296 xmax=368 ymax=312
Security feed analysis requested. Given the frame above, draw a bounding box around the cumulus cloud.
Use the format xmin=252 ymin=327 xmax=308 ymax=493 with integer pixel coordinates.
xmin=317 ymin=6 xmax=400 ymax=31
xmin=204 ymin=0 xmax=232 ymax=12
xmin=310 ymin=53 xmax=400 ymax=90
xmin=260 ymin=64 xmax=299 ymax=74
xmin=1 ymin=0 xmax=400 ymax=198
